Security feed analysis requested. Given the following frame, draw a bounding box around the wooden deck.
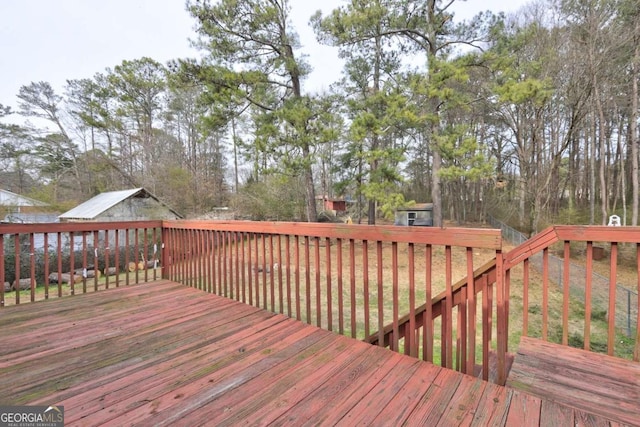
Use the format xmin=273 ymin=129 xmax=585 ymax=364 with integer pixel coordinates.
xmin=507 ymin=336 xmax=640 ymax=426
xmin=0 ymin=280 xmax=628 ymax=426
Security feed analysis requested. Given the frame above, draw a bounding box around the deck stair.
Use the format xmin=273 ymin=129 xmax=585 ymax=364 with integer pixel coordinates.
xmin=506 ymin=336 xmax=640 ymax=426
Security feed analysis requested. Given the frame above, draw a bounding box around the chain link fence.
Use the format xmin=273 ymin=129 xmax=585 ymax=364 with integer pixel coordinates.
xmin=488 ymin=215 xmax=638 ymax=337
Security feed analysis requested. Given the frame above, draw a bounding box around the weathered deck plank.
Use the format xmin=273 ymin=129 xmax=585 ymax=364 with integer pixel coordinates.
xmin=507 ymin=336 xmax=640 ymax=426
xmin=0 ymin=281 xmax=628 ymax=426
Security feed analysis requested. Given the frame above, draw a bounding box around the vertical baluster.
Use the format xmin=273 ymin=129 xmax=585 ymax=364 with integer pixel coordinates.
xmin=209 ymin=230 xmax=215 ymax=293
xmin=115 ymin=229 xmax=121 ymax=287
xmin=43 ymin=233 xmax=49 ymax=300
xmin=304 ymin=236 xmax=311 ymax=324
xmin=69 ymin=231 xmax=75 ymax=296
xmin=199 ymin=229 xmax=205 ymax=291
xmin=377 ymin=241 xmax=384 ymax=347
xmin=236 ymin=232 xmax=241 ymax=302
xmin=444 ymin=245 xmax=453 ymax=369
xmin=315 ymin=237 xmax=321 ymax=327
xmin=481 ymin=273 xmax=490 ymax=381
xmin=285 ymin=235 xmax=291 ymax=317
xmin=151 ymin=227 xmax=156 ymax=282
xmin=295 ymin=235 xmax=301 ymax=320
xmin=93 ymin=231 xmax=100 ymax=291
xmin=82 ymin=232 xmax=87 ymax=293
xmin=325 ymin=237 xmax=332 ymax=332
xmin=269 ymin=234 xmax=275 ymax=311
xmin=241 ymin=232 xmax=247 ymax=302
xmin=261 ymin=234 xmax=267 ymax=308
xmin=247 ymin=233 xmax=253 ymax=303
xmin=202 ymin=230 xmax=208 ymax=291
xmin=178 ymin=227 xmax=183 ymax=283
xmin=57 ymin=232 xmax=63 ymax=297
xmin=176 ymin=228 xmax=182 ymax=284
xmin=162 ymin=227 xmax=169 ymax=281
xmin=14 ymin=234 xmax=20 ymax=305
xmin=457 ymin=287 xmax=466 ymax=372
xmin=542 ymin=248 xmax=549 ymax=340
xmin=350 ymin=239 xmax=356 ymax=338
xmin=635 ymin=244 xmax=640 ymax=362
xmin=254 ymin=233 xmax=260 ymax=307
xmin=104 ymin=230 xmax=109 ymax=290
xmin=562 ymin=241 xmax=571 ymax=345
xmin=608 ymin=242 xmax=618 ymax=356
xmin=29 ymin=233 xmax=35 ymax=302
xmin=0 ymin=233 xmax=5 ymax=307
xmin=522 ymin=259 xmax=529 ymax=336
xmin=408 ymin=243 xmax=416 ymax=357
xmin=363 ymin=240 xmax=370 ymax=340
xmin=134 ymin=228 xmax=140 ymax=285
xmin=144 ymin=228 xmax=149 ymax=283
xmin=277 ymin=235 xmax=283 ymax=314
xmin=216 ymin=231 xmax=222 ymax=294
xmin=228 ymin=231 xmax=233 ymax=298
xmin=424 ymin=244 xmax=433 ymax=363
xmin=337 ymin=238 xmax=344 ymax=335
xmin=496 ymin=250 xmax=507 ymax=386
xmin=465 ymin=247 xmax=475 ymax=375
xmin=392 ymin=242 xmax=399 ymax=352
xmin=191 ymin=229 xmax=197 ymax=289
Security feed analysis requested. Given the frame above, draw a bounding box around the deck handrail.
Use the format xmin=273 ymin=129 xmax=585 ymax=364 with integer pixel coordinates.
xmin=161 ymin=220 xmax=504 ymax=380
xmin=3 ymin=220 xmax=639 ymax=385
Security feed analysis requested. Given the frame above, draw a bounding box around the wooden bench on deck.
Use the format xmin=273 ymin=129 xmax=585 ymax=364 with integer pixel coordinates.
xmin=506 ymin=336 xmax=640 ymax=426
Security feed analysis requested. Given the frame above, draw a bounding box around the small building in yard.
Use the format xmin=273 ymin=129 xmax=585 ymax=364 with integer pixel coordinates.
xmin=0 ymin=189 xmax=49 ymax=217
xmin=394 ymin=203 xmax=434 ymax=227
xmin=59 ymin=188 xmax=183 ymax=223
xmin=316 ymin=195 xmax=347 ymax=216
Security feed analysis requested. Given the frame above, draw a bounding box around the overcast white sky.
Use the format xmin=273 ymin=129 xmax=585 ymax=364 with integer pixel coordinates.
xmin=0 ymin=0 xmax=529 ymax=110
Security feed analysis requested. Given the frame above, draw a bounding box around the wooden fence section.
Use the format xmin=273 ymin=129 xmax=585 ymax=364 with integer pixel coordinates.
xmin=0 ymin=221 xmax=163 ymax=307
xmin=162 ymin=220 xmax=505 ymax=382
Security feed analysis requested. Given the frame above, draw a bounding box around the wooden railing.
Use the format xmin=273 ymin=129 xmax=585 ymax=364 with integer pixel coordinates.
xmin=0 ymin=221 xmax=163 ymax=307
xmin=4 ymin=220 xmax=639 ymax=385
xmin=367 ymin=260 xmax=502 ymax=381
xmin=162 ymin=220 xmax=505 ymax=381
xmin=503 ymin=225 xmax=640 ymax=363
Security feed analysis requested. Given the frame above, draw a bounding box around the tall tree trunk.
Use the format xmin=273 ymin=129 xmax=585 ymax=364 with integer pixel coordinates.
xmin=595 ymin=85 xmax=608 ymax=224
xmin=231 ymin=117 xmax=239 ymax=194
xmin=589 ymin=115 xmax=596 ymax=224
xmin=432 ymin=146 xmax=443 ymax=227
xmin=632 ymin=35 xmax=639 ymax=226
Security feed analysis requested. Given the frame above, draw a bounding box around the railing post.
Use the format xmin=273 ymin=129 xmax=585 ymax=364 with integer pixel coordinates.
xmin=496 ymin=249 xmax=507 ymax=385
xmin=161 ymin=223 xmax=168 ymax=280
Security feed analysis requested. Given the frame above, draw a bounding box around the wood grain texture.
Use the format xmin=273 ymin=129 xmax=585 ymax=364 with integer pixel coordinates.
xmin=0 ymin=280 xmax=622 ymax=426
xmin=507 ymin=336 xmax=640 ymax=426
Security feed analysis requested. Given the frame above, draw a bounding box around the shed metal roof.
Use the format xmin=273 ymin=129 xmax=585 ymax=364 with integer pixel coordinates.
xmin=0 ymin=189 xmax=49 ymax=207
xmin=59 ymin=188 xmax=144 ymax=220
xmin=58 ymin=188 xmax=185 ymax=220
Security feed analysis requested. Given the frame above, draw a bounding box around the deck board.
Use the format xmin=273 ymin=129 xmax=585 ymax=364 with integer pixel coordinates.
xmin=0 ymin=280 xmax=628 ymax=426
xmin=507 ymin=336 xmax=640 ymax=426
